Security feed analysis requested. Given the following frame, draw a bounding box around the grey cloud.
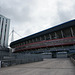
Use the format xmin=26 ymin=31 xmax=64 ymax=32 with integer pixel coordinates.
xmin=57 ymin=0 xmax=75 ymax=22
xmin=0 ymin=0 xmax=35 ymax=24
xmin=0 ymin=0 xmax=75 ymax=42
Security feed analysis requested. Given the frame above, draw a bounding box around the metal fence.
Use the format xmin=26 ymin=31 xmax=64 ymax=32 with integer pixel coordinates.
xmin=1 ymin=54 xmax=43 ymax=67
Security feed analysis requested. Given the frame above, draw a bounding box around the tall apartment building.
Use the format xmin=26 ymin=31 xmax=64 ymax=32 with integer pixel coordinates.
xmin=0 ymin=14 xmax=10 ymax=47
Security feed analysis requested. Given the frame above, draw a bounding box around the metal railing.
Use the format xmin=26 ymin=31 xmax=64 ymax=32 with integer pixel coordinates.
xmin=14 ymin=37 xmax=75 ymax=52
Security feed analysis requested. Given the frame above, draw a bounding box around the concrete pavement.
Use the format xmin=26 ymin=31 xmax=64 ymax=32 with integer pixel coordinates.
xmin=0 ymin=58 xmax=75 ymax=75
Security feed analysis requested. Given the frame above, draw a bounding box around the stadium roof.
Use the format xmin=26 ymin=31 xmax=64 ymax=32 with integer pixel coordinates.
xmin=10 ymin=19 xmax=75 ymax=47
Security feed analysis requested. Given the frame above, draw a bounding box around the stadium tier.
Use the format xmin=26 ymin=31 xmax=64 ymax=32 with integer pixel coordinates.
xmin=10 ymin=20 xmax=75 ymax=55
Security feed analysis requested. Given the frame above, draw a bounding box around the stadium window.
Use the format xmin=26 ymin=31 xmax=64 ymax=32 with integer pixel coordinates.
xmin=37 ymin=37 xmax=40 ymax=42
xmin=45 ymin=34 xmax=50 ymax=40
xmin=63 ymin=28 xmax=72 ymax=38
xmin=40 ymin=35 xmax=44 ymax=41
xmin=72 ymin=26 xmax=75 ymax=36
xmin=26 ymin=41 xmax=28 ymax=44
xmin=34 ymin=38 xmax=36 ymax=42
xmin=35 ymin=37 xmax=38 ymax=42
xmin=40 ymin=36 xmax=42 ymax=41
xmin=23 ymin=42 xmax=24 ymax=45
xmin=56 ymin=31 xmax=62 ymax=39
xmin=50 ymin=32 xmax=55 ymax=39
xmin=19 ymin=44 xmax=20 ymax=46
xmin=24 ymin=42 xmax=26 ymax=44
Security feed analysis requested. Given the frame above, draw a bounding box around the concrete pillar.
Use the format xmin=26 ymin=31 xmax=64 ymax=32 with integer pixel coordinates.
xmin=55 ymin=32 xmax=57 ymax=39
xmin=61 ymin=30 xmax=64 ymax=38
xmin=40 ymin=37 xmax=42 ymax=41
xmin=44 ymin=35 xmax=46 ymax=40
xmin=49 ymin=34 xmax=52 ymax=39
xmin=70 ymin=27 xmax=74 ymax=37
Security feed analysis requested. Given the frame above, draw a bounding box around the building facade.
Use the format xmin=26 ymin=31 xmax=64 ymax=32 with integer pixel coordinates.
xmin=0 ymin=14 xmax=10 ymax=47
xmin=10 ymin=20 xmax=75 ymax=57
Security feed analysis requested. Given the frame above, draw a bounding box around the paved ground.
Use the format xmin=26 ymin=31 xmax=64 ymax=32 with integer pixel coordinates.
xmin=0 ymin=58 xmax=75 ymax=75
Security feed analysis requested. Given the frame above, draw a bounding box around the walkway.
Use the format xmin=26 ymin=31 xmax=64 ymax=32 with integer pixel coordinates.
xmin=0 ymin=58 xmax=75 ymax=75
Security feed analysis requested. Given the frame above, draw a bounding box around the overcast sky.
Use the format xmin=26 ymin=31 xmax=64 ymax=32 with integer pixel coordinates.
xmin=0 ymin=0 xmax=75 ymax=45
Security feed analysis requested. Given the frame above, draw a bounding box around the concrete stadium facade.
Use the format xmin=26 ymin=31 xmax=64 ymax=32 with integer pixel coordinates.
xmin=10 ymin=20 xmax=75 ymax=57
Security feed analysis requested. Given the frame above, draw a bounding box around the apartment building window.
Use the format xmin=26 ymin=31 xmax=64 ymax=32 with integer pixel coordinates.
xmin=6 ymin=19 xmax=7 ymax=24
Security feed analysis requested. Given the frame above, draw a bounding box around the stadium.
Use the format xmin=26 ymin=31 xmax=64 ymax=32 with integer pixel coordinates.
xmin=10 ymin=20 xmax=75 ymax=58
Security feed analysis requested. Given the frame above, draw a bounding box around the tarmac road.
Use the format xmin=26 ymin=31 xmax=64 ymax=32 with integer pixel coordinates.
xmin=0 ymin=58 xmax=75 ymax=75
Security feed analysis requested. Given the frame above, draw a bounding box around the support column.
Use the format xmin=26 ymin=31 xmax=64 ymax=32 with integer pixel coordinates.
xmin=40 ymin=37 xmax=42 ymax=41
xmin=55 ymin=32 xmax=57 ymax=39
xmin=49 ymin=34 xmax=52 ymax=39
xmin=61 ymin=30 xmax=64 ymax=38
xmin=70 ymin=27 xmax=74 ymax=37
xmin=44 ymin=35 xmax=46 ymax=40
xmin=36 ymin=38 xmax=38 ymax=42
